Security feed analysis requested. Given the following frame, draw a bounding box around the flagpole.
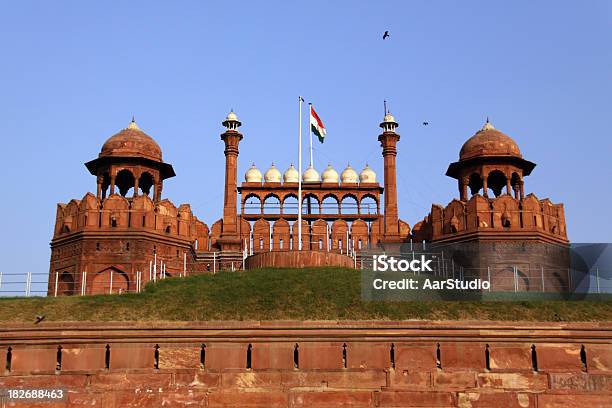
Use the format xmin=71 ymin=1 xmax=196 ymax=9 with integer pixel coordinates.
xmin=298 ymin=96 xmax=303 ymax=250
xmin=308 ymin=103 xmax=313 ymax=167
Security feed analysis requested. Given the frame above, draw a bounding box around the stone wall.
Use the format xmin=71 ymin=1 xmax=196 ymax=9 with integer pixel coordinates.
xmin=0 ymin=321 xmax=611 ymax=407
xmin=245 ymin=250 xmax=355 ymax=269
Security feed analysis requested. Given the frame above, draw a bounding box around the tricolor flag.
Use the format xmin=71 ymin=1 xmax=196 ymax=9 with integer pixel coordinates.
xmin=310 ymin=105 xmax=327 ymax=143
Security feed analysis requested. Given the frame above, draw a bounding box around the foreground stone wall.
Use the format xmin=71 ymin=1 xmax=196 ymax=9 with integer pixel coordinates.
xmin=0 ymin=321 xmax=611 ymax=407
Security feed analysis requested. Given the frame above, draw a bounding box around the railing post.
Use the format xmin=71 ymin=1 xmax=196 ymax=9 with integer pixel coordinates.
xmin=81 ymin=271 xmax=87 ymax=296
xmin=109 ymin=270 xmax=113 ymax=294
xmin=487 ymin=267 xmax=491 ymax=292
xmin=54 ymin=271 xmax=59 ymax=297
xmin=513 ymin=266 xmax=518 ymax=293
xmin=567 ymin=268 xmax=572 ymax=292
xmin=541 ymin=266 xmax=545 ymax=292
xmin=0 ymin=271 xmax=3 ymax=294
xmin=596 ymin=267 xmax=600 ymax=294
xmin=213 ymin=252 xmax=217 ymax=274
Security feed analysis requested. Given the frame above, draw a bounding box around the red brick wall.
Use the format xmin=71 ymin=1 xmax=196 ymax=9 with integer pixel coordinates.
xmin=1 ymin=321 xmax=610 ymax=407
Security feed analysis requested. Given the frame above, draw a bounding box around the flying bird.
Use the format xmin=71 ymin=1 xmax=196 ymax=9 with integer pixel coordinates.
xmin=382 ymin=31 xmax=390 ymax=40
xmin=422 ymin=122 xmax=429 ymax=126
xmin=35 ymin=315 xmax=46 ymax=324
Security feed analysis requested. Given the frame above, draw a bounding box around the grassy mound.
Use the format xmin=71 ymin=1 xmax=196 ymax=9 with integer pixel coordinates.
xmin=0 ymin=267 xmax=610 ymax=322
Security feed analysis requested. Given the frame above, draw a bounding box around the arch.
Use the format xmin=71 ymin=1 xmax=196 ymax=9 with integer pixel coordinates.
xmin=243 ymin=194 xmax=262 ymax=214
xmin=281 ymin=194 xmax=299 ymax=214
xmin=115 ymin=169 xmax=136 ymax=197
xmin=91 ymin=267 xmax=129 ymax=295
xmin=263 ymin=194 xmax=281 ymax=214
xmin=139 ymin=172 xmax=155 ymax=196
xmin=341 ymin=195 xmax=359 ymax=215
xmin=486 ymin=170 xmax=507 ymax=198
xmin=302 ymin=194 xmax=320 ymax=215
xmin=321 ymin=194 xmax=340 ymax=214
xmin=468 ymin=173 xmax=483 ymax=196
xmin=360 ymin=195 xmax=378 ymax=215
xmin=57 ymin=272 xmax=75 ymax=296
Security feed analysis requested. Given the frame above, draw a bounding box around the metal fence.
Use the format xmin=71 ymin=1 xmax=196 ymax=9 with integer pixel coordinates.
xmin=358 ymin=250 xmax=612 ymax=294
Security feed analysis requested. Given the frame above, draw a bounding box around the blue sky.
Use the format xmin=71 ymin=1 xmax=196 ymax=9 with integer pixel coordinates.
xmin=0 ymin=1 xmax=610 ymax=275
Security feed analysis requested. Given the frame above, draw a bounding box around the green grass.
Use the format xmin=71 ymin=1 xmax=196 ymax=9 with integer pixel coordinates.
xmin=0 ymin=267 xmax=611 ymax=322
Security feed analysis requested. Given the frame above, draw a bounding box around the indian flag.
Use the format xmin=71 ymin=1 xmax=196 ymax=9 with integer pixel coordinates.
xmin=310 ymin=105 xmax=327 ymax=143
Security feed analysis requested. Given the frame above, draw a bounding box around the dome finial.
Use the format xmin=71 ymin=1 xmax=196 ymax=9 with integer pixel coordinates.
xmin=127 ymin=116 xmax=140 ymax=130
xmin=480 ymin=117 xmax=495 ymax=131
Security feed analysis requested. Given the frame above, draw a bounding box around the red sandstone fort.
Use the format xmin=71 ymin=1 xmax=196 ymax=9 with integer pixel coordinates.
xmin=48 ymin=111 xmax=568 ymax=295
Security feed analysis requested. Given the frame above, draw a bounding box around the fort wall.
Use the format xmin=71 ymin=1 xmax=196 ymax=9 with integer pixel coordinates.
xmin=1 ymin=321 xmax=611 ymax=407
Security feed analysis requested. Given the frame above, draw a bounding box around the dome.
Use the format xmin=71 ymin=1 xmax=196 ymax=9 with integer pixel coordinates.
xmin=302 ymin=165 xmax=320 ymax=182
xmin=321 ymin=164 xmax=339 ymax=183
xmin=383 ymin=113 xmax=396 ymax=123
xmin=459 ymin=120 xmax=522 ymax=161
xmin=283 ymin=164 xmax=299 ymax=183
xmin=100 ymin=119 xmax=162 ymax=162
xmin=245 ymin=163 xmax=262 ymax=183
xmin=359 ymin=164 xmax=377 ymax=183
xmin=341 ymin=164 xmax=358 ymax=184
xmin=226 ymin=110 xmax=238 ymax=121
xmin=264 ymin=163 xmax=281 ymax=183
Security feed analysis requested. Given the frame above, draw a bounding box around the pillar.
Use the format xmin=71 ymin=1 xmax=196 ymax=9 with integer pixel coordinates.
xmin=96 ymin=176 xmax=103 ymax=199
xmin=460 ymin=177 xmax=468 ymax=201
xmin=378 ymin=119 xmax=401 ymax=242
xmin=217 ymin=113 xmax=244 ymax=251
xmin=110 ymin=175 xmax=116 ymax=195
xmin=134 ymin=176 xmax=140 ymax=197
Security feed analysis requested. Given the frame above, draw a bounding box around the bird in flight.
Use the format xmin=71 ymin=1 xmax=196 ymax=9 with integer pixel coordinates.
xmin=383 ymin=31 xmax=390 ymax=40
xmin=422 ymin=122 xmax=429 ymax=126
xmin=35 ymin=315 xmax=46 ymax=324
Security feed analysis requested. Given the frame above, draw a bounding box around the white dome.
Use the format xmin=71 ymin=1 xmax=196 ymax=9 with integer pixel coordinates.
xmin=383 ymin=112 xmax=396 ymax=123
xmin=359 ymin=164 xmax=377 ymax=183
xmin=226 ymin=110 xmax=238 ymax=121
xmin=245 ymin=163 xmax=262 ymax=183
xmin=341 ymin=164 xmax=358 ymax=184
xmin=283 ymin=164 xmax=299 ymax=183
xmin=321 ymin=164 xmax=339 ymax=183
xmin=302 ymin=165 xmax=320 ymax=182
xmin=264 ymin=163 xmax=281 ymax=183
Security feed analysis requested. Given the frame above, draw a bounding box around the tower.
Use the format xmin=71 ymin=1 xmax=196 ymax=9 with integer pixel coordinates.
xmin=378 ymin=112 xmax=401 ymax=242
xmin=85 ymin=118 xmax=175 ymax=202
xmin=217 ymin=111 xmax=243 ymax=251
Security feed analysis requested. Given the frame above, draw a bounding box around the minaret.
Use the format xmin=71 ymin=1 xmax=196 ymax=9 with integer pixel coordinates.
xmin=378 ymin=112 xmax=401 ymax=241
xmin=218 ymin=111 xmax=243 ymax=251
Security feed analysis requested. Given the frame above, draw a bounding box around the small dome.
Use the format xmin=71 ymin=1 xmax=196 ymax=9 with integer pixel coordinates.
xmin=359 ymin=164 xmax=377 ymax=183
xmin=459 ymin=119 xmax=522 ymax=161
xmin=226 ymin=110 xmax=238 ymax=121
xmin=264 ymin=163 xmax=281 ymax=183
xmin=283 ymin=164 xmax=299 ymax=183
xmin=245 ymin=163 xmax=262 ymax=183
xmin=100 ymin=119 xmax=162 ymax=162
xmin=302 ymin=165 xmax=320 ymax=182
xmin=321 ymin=164 xmax=339 ymax=183
xmin=383 ymin=113 xmax=396 ymax=123
xmin=341 ymin=164 xmax=358 ymax=184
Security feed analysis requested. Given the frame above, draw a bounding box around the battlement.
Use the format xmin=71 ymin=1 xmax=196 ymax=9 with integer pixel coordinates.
xmin=413 ymin=193 xmax=567 ymax=244
xmin=52 ymin=192 xmax=210 ymax=249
